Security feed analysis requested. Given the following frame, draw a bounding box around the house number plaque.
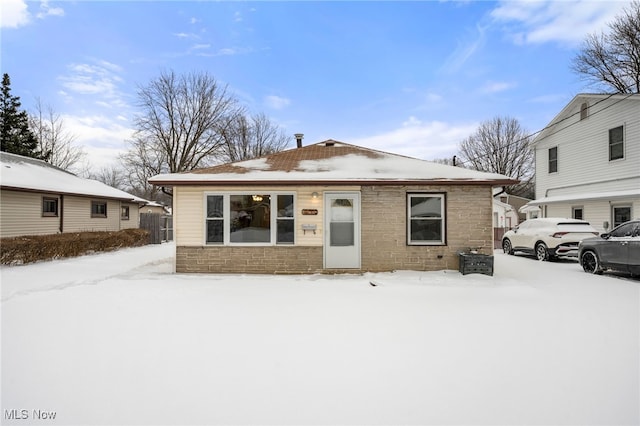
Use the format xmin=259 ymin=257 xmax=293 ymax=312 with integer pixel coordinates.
xmin=301 ymin=209 xmax=318 ymax=215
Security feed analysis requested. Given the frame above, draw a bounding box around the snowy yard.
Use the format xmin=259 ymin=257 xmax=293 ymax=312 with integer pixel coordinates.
xmin=2 ymin=243 xmax=638 ymax=425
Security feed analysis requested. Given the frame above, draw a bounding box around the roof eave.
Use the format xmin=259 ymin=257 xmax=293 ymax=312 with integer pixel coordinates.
xmin=149 ymin=178 xmax=519 ymax=187
xmin=0 ymin=185 xmax=142 ymax=203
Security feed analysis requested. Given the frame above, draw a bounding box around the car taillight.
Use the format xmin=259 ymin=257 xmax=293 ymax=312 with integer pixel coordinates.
xmin=552 ymin=232 xmax=568 ymax=238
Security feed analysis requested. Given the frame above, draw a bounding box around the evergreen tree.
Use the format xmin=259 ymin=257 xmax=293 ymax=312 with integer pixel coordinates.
xmin=1 ymin=73 xmax=44 ymax=159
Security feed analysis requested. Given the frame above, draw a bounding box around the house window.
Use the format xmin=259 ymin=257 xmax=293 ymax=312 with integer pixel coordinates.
xmin=612 ymin=206 xmax=631 ymax=228
xmin=276 ymin=194 xmax=294 ymax=244
xmin=548 ymin=147 xmax=558 ymax=173
xmin=91 ymin=201 xmax=107 ymax=218
xmin=42 ymin=197 xmax=58 ymax=217
xmin=121 ymin=206 xmax=130 ymax=220
xmin=206 ymin=195 xmax=224 ymax=244
xmin=580 ymin=102 xmax=588 ymax=120
xmin=609 ymin=126 xmax=624 ymax=161
xmin=407 ymin=193 xmax=445 ymax=245
xmin=206 ymin=193 xmax=295 ymax=245
xmin=572 ymin=206 xmax=583 ymax=220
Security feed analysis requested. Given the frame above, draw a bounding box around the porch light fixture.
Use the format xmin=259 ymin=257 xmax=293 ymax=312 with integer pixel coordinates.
xmin=252 ymin=195 xmax=263 ymax=202
xmin=311 ymin=192 xmax=319 ymax=199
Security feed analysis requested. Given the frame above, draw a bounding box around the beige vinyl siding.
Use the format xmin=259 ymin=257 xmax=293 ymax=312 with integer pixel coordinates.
xmin=535 ymin=98 xmax=640 ymax=199
xmin=63 ymin=196 xmax=120 ymax=232
xmin=0 ymin=190 xmax=61 ymax=238
xmin=174 ymin=185 xmax=359 ymax=246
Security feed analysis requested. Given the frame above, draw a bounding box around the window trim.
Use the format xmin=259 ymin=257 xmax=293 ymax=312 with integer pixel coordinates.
xmin=406 ymin=193 xmax=446 ymax=246
xmin=580 ymin=102 xmax=589 ymax=120
xmin=612 ymin=205 xmax=631 ymax=229
xmin=548 ymin=146 xmax=558 ymax=174
xmin=204 ymin=192 xmax=296 ymax=246
xmin=572 ymin=206 xmax=584 ymax=221
xmin=608 ymin=125 xmax=624 ymax=161
xmin=91 ymin=200 xmax=108 ymax=218
xmin=42 ymin=196 xmax=59 ymax=217
xmin=121 ymin=205 xmax=130 ymax=220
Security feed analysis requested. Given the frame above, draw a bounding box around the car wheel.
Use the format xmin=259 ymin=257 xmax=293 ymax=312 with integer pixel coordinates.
xmin=502 ymin=239 xmax=514 ymax=255
xmin=581 ymin=251 xmax=602 ymax=275
xmin=535 ymin=242 xmax=549 ymax=261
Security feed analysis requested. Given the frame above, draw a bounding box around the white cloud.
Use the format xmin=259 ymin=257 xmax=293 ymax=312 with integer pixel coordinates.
xmin=63 ymin=114 xmax=134 ymax=169
xmin=491 ymin=0 xmax=630 ymax=46
xmin=1 ymin=0 xmax=64 ymax=28
xmin=479 ymin=81 xmax=517 ymax=94
xmin=1 ymin=0 xmax=31 ymax=28
xmin=349 ymin=118 xmax=478 ymax=161
xmin=441 ymin=24 xmax=487 ymax=73
xmin=59 ymin=60 xmax=127 ymax=108
xmin=36 ymin=0 xmax=64 ymax=19
xmin=264 ymin=95 xmax=291 ymax=110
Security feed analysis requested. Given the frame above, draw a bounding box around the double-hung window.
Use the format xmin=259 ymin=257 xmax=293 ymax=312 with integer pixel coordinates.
xmin=206 ymin=193 xmax=295 ymax=245
xmin=91 ymin=201 xmax=107 ymax=218
xmin=609 ymin=125 xmax=624 ymax=161
xmin=42 ymin=197 xmax=58 ymax=217
xmin=548 ymin=147 xmax=558 ymax=173
xmin=407 ymin=193 xmax=445 ymax=245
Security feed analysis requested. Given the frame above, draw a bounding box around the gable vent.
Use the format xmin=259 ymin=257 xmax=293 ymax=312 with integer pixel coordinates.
xmin=325 ymin=141 xmax=335 ymax=147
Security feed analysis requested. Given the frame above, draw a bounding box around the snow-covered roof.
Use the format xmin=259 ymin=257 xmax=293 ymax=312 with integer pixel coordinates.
xmin=149 ymin=141 xmax=518 ymax=186
xmin=0 ymin=151 xmax=147 ymax=203
xmin=526 ymin=189 xmax=640 ymax=206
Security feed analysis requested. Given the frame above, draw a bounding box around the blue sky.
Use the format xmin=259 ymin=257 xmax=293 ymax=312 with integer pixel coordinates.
xmin=1 ymin=0 xmax=630 ymax=169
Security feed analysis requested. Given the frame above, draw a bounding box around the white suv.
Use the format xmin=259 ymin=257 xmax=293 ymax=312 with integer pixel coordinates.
xmin=502 ymin=218 xmax=599 ymax=261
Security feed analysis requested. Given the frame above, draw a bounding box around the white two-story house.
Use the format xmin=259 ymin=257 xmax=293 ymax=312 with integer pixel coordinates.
xmin=525 ymin=94 xmax=640 ymax=232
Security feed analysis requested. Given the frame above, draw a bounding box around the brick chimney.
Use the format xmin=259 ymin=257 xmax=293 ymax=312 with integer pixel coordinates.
xmin=294 ymin=133 xmax=304 ymax=148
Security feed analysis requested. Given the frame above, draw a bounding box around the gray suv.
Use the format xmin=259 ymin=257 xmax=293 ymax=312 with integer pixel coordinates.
xmin=578 ymin=220 xmax=640 ymax=275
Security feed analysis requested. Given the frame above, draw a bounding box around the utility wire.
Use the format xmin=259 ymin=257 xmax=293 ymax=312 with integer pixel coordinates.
xmin=454 ymin=87 xmax=638 ymax=169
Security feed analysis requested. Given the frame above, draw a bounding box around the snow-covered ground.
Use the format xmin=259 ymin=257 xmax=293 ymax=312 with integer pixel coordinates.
xmin=2 ymin=243 xmax=638 ymax=425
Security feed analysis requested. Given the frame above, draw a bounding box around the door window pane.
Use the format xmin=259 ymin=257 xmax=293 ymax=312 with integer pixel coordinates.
xmin=330 ymin=223 xmax=354 ymax=246
xmin=613 ymin=206 xmax=631 ymax=228
xmin=331 ymin=199 xmax=353 ymax=221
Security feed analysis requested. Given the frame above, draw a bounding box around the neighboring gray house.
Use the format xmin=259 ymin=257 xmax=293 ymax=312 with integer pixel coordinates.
xmin=525 ymin=94 xmax=640 ymax=232
xmin=0 ymin=152 xmax=147 ymax=238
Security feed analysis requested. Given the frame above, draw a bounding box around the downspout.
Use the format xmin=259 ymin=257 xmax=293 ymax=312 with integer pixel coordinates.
xmin=59 ymin=194 xmax=64 ymax=233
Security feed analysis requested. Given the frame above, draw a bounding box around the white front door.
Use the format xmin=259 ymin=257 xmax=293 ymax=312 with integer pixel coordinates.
xmin=324 ymin=192 xmax=361 ymax=269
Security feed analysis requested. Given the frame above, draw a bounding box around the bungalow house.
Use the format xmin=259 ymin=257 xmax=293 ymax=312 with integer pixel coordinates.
xmin=525 ymin=94 xmax=640 ymax=232
xmin=0 ymin=151 xmax=147 ymax=238
xmin=149 ymin=140 xmax=516 ymax=274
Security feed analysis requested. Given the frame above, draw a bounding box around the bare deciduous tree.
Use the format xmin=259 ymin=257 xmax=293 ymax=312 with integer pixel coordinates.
xmin=86 ymin=164 xmax=127 ymax=191
xmin=571 ymin=0 xmax=640 ymax=93
xmin=219 ymin=112 xmax=290 ymax=162
xmin=132 ymin=69 xmax=243 ymax=174
xmin=458 ymin=116 xmax=534 ymax=198
xmin=120 ymin=135 xmax=168 ymax=201
xmin=29 ymin=98 xmax=85 ymax=171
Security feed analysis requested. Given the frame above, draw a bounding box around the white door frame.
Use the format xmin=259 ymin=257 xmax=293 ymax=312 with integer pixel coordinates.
xmin=324 ymin=192 xmax=361 ymax=269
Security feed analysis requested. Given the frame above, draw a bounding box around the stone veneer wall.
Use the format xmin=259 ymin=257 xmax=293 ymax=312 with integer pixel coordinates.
xmin=360 ymin=185 xmax=493 ymax=272
xmin=176 ymin=184 xmax=493 ymax=274
xmin=176 ymin=246 xmax=324 ymax=274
